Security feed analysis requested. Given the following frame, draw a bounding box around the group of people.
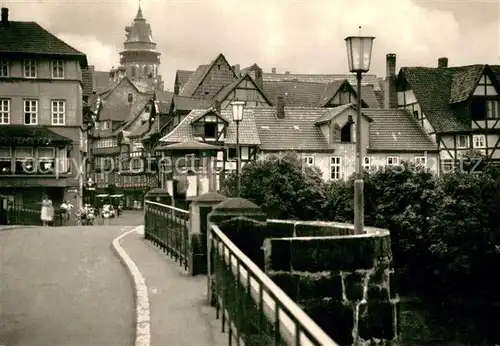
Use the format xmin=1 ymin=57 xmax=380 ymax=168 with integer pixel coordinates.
xmin=40 ymin=195 xmax=124 ymax=226
xmin=40 ymin=196 xmax=74 ymax=226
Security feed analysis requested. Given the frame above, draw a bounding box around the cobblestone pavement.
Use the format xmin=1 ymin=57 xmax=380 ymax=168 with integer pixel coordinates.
xmin=0 ymin=225 xmax=136 ymax=346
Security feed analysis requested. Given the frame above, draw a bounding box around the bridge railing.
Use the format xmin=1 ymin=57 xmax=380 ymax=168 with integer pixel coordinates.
xmin=209 ymin=223 xmax=338 ymax=346
xmin=144 ymin=200 xmax=190 ymax=271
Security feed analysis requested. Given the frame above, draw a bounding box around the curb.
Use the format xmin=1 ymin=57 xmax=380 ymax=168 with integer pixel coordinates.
xmin=112 ymin=226 xmax=151 ymax=346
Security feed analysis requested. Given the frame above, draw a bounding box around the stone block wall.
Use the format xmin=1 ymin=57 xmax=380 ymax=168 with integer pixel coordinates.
xmin=263 ymin=231 xmax=399 ymax=346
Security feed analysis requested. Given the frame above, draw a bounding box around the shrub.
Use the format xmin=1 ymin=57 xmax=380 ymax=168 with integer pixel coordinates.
xmin=221 ymin=152 xmax=327 ymax=220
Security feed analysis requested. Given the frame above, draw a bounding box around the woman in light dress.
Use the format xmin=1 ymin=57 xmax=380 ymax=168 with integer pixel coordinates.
xmin=41 ymin=196 xmax=54 ymax=226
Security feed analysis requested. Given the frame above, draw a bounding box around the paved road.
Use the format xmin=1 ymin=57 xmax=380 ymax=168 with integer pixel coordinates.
xmin=0 ymin=225 xmax=135 ymax=346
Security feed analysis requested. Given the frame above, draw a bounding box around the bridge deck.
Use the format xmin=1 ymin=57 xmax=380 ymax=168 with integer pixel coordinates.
xmin=0 ymin=217 xmax=225 ymax=346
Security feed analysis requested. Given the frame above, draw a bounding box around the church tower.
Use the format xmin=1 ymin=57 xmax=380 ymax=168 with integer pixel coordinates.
xmin=110 ymin=4 xmax=163 ymax=91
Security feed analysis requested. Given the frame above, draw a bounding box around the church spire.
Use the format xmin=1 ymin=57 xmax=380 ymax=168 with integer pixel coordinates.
xmin=135 ymin=1 xmax=144 ymax=21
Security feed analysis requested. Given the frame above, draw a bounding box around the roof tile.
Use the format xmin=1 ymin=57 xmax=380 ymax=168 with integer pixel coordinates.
xmin=363 ymin=109 xmax=438 ymax=152
xmin=253 ymin=107 xmax=330 ymax=151
xmin=262 ymin=72 xmax=380 ymax=90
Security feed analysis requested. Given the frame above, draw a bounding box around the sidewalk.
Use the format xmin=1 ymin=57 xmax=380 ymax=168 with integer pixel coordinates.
xmin=119 ymin=227 xmax=227 ymax=346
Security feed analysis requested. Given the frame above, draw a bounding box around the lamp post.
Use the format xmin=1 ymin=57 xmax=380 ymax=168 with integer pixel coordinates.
xmin=231 ymin=100 xmax=245 ymax=197
xmin=345 ymin=33 xmax=375 ymax=234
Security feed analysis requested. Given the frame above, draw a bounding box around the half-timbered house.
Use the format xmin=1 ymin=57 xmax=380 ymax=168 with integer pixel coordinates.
xmin=390 ymin=54 xmax=500 ymax=173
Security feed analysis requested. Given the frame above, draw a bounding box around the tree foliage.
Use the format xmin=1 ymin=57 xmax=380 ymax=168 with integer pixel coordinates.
xmin=221 ymin=152 xmax=326 ymax=220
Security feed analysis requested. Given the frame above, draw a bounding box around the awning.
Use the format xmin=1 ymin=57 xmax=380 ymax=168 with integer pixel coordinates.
xmin=0 ymin=125 xmax=72 ymax=145
xmin=96 ymin=194 xmax=110 ymax=197
xmin=110 ymin=194 xmax=124 ymax=197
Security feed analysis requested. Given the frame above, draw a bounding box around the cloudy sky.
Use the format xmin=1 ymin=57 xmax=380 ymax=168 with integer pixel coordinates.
xmin=3 ymin=0 xmax=499 ymax=90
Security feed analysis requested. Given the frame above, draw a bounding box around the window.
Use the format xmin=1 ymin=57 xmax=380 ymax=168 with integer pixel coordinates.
xmin=128 ymin=93 xmax=133 ymax=103
xmin=24 ymin=60 xmax=36 ymax=78
xmin=204 ymin=123 xmax=217 ymax=138
xmin=14 ymin=147 xmax=34 ymax=174
xmin=386 ymin=156 xmax=399 ymax=166
xmin=0 ymin=147 xmax=11 ymax=174
xmin=470 ymin=99 xmax=487 ymax=121
xmin=51 ymin=60 xmax=64 ymax=79
xmin=228 ymin=148 xmax=237 ymax=159
xmin=38 ymin=147 xmax=55 ymax=174
xmin=340 ymin=121 xmax=353 ymax=142
xmin=329 ymin=156 xmax=342 ymax=180
xmin=102 ymin=121 xmax=110 ymax=130
xmin=303 ymin=155 xmax=314 ymax=166
xmin=415 ymin=156 xmax=427 ymax=167
xmin=24 ymin=100 xmax=38 ymax=125
xmin=57 ymin=148 xmax=69 ymax=173
xmin=473 ymin=134 xmax=486 ymax=148
xmin=51 ymin=100 xmax=65 ymax=125
xmin=363 ymin=156 xmax=371 ymax=171
xmin=0 ymin=99 xmax=9 ymax=124
xmin=441 ymin=158 xmax=454 ymax=172
xmin=457 ymin=135 xmax=469 ymax=149
xmin=0 ymin=60 xmax=8 ymax=77
xmin=486 ymin=101 xmax=500 ymax=119
xmin=413 ymin=110 xmax=419 ymax=119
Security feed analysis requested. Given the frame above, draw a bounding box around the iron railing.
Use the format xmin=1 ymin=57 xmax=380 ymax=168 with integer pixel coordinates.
xmin=144 ymin=200 xmax=190 ymax=271
xmin=209 ymin=223 xmax=338 ymax=346
xmin=2 ymin=204 xmax=42 ymax=226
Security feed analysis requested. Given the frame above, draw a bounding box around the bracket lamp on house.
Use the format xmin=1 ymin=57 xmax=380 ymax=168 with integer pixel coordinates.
xmin=345 ymin=27 xmax=375 ymax=235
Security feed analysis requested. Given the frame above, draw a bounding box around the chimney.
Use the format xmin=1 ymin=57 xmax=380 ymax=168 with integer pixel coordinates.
xmin=271 ymin=67 xmax=276 ymax=74
xmin=233 ymin=64 xmax=240 ymax=77
xmin=438 ymin=57 xmax=448 ymax=68
xmin=276 ymin=96 xmax=285 ymax=119
xmin=384 ymin=53 xmax=397 ymax=109
xmin=285 ymin=71 xmax=290 ymax=75
xmin=1 ymin=7 xmax=9 ymax=26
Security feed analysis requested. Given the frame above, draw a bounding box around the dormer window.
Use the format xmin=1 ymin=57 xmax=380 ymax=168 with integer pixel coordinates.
xmin=193 ymin=122 xmax=217 ymax=138
xmin=192 ymin=113 xmax=226 ymax=141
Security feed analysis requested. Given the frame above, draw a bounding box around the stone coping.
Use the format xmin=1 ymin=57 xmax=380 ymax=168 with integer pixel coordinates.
xmin=267 ymin=219 xmax=390 ymax=238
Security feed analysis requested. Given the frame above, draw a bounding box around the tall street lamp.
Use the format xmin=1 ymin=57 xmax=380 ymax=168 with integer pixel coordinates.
xmin=231 ymin=100 xmax=245 ymax=197
xmin=345 ymin=33 xmax=375 ymax=234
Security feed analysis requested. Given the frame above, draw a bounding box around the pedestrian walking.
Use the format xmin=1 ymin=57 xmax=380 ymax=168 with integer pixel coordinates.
xmin=41 ymin=196 xmax=53 ymax=226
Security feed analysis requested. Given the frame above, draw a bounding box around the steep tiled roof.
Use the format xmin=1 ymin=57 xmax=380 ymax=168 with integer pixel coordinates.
xmin=172 ymin=95 xmax=213 ymax=111
xmin=98 ymin=92 xmax=150 ymax=123
xmin=373 ymin=90 xmax=384 ymax=108
xmin=176 ymin=70 xmax=194 ymax=90
xmin=262 ymin=80 xmax=379 ymax=108
xmin=263 ymin=81 xmax=328 ymax=107
xmin=364 ymin=109 xmax=438 ymax=152
xmin=448 ymin=65 xmax=484 ymax=104
xmin=157 ymin=91 xmax=174 ymax=113
xmin=253 ymin=107 xmax=330 ymax=151
xmin=179 ymin=64 xmax=210 ymax=96
xmin=0 ymin=21 xmax=87 ymax=66
xmin=81 ymin=66 xmax=95 ymax=96
xmin=159 ymin=109 xmax=260 ymax=145
xmin=400 ymin=66 xmax=476 ymax=132
xmin=359 ymin=86 xmax=381 ymax=108
xmin=95 ymin=71 xmax=111 ymax=94
xmin=262 ymin=72 xmax=380 ymax=90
